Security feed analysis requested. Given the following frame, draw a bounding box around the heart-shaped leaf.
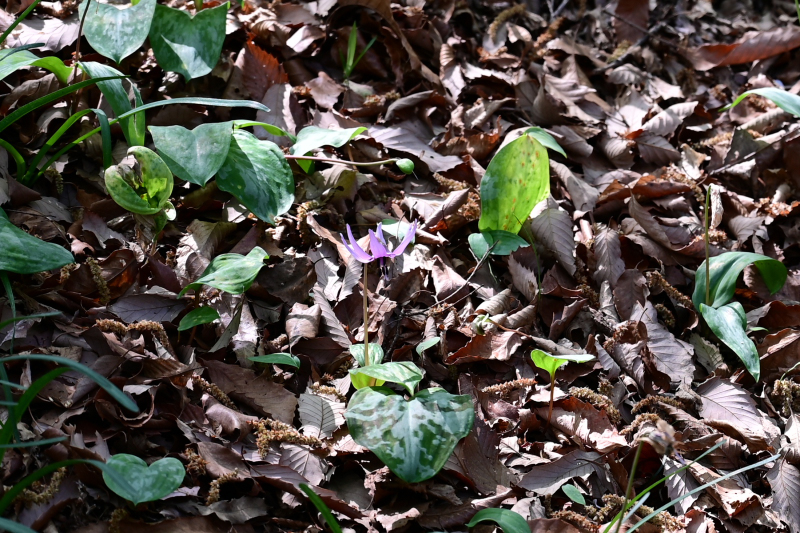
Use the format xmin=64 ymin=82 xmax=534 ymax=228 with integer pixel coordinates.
xmin=0 ymin=208 xmax=73 ymax=274
xmin=289 ymin=126 xmax=367 ymax=172
xmin=103 ymin=453 xmax=185 ymax=505
xmin=216 ymin=130 xmax=294 ymax=224
xmin=150 ymin=122 xmax=233 ymax=186
xmin=82 ymin=62 xmax=144 ymax=147
xmin=479 ymin=132 xmax=550 ymax=235
xmin=700 ymin=302 xmax=760 ymax=380
xmin=105 ymin=147 xmax=174 ymax=215
xmin=249 ymin=353 xmax=301 ymax=368
xmin=466 ymin=508 xmax=531 ymax=533
xmin=349 ymin=361 xmax=424 ymax=395
xmin=468 ymin=230 xmax=529 ymax=258
xmin=177 ymin=307 xmax=219 ymax=331
xmin=148 ymin=3 xmax=228 ymax=80
xmin=81 ymin=0 xmax=157 ymax=64
xmin=693 ymin=252 xmax=786 ymax=310
xmin=179 ymin=246 xmax=268 ymax=297
xmin=345 ymin=387 xmax=473 ymax=483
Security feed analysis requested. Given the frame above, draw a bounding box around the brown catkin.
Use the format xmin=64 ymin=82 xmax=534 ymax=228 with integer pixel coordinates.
xmin=481 ymin=378 xmax=537 ymax=395
xmin=646 ymin=271 xmax=694 ymax=309
xmin=16 ymin=468 xmax=66 ymax=506
xmin=206 ymin=469 xmax=239 ymax=505
xmin=108 ymin=508 xmax=128 ymax=533
xmin=251 ymin=419 xmax=323 ymax=459
xmin=192 ymin=375 xmax=237 ymax=410
xmin=87 ymin=257 xmax=110 ymax=305
xmin=489 ymin=4 xmax=527 ymax=41
xmin=569 ymin=387 xmax=621 ymax=424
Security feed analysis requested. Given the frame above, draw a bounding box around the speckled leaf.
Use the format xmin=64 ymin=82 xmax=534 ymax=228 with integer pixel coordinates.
xmin=148 ymin=3 xmax=228 ymax=80
xmin=0 ymin=208 xmax=73 ymax=274
xmin=179 ymin=246 xmax=268 ymax=297
xmin=81 ymin=0 xmax=156 ymax=64
xmin=345 ymin=387 xmax=473 ymax=483
xmin=103 ymin=454 xmax=185 ymax=505
xmin=150 ymin=122 xmax=233 ymax=186
xmin=216 ymin=130 xmax=294 ymax=224
xmin=479 ymin=132 xmax=550 ymax=234
xmin=105 ymin=147 xmax=173 ymax=216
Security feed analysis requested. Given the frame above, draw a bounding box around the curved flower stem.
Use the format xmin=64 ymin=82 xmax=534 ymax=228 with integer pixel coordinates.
xmin=363 ymin=265 xmax=369 ymax=367
xmin=285 ymin=155 xmax=400 ymax=167
xmin=704 ymin=188 xmax=711 ymax=306
xmin=546 ymin=377 xmax=555 ymax=427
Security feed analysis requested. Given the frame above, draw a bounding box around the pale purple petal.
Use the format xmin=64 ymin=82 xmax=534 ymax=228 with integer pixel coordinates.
xmin=386 ymin=221 xmax=417 ymax=258
xmin=341 ymin=226 xmax=373 ymax=263
xmin=369 ymin=229 xmax=390 ymax=259
xmin=375 ymin=222 xmax=387 ymax=245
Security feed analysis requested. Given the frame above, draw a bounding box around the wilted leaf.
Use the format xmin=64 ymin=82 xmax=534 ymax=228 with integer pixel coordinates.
xmin=696 ymin=377 xmax=762 ymax=436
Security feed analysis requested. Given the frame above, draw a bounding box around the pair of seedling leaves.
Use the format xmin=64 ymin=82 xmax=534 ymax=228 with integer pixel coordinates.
xmin=468 ymin=127 xmax=565 ymax=259
xmin=344 ymin=341 xmax=474 ymax=484
xmin=80 ymin=0 xmax=227 ymax=80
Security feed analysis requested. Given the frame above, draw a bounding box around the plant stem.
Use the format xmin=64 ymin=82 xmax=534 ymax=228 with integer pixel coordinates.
xmin=614 ymin=442 xmax=643 ymax=533
xmin=704 ymin=187 xmax=711 ymax=306
xmin=546 ymin=373 xmax=555 ymax=427
xmin=195 ymin=0 xmax=203 ymax=10
xmin=284 ymin=155 xmax=400 ymax=167
xmin=69 ymin=0 xmax=92 ymax=115
xmin=363 ymin=265 xmax=369 ymax=367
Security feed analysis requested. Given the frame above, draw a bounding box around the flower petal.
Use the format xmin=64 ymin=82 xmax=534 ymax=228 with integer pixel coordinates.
xmin=341 ymin=226 xmax=373 ymax=263
xmin=369 ymin=229 xmax=390 ymax=259
xmin=386 ymin=220 xmax=417 ymax=258
xmin=375 ymin=222 xmax=387 ymax=246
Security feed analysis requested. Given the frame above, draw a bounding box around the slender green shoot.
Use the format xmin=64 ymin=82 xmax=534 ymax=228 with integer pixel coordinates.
xmin=343 ymin=23 xmax=376 ymax=80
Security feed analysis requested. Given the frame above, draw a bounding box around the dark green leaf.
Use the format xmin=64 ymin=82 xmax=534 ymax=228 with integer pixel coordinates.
xmin=179 ymin=246 xmax=268 ymax=297
xmin=289 ymin=126 xmax=367 ymax=172
xmin=0 ymin=208 xmax=73 ymax=274
xmin=177 ymin=307 xmax=219 ymax=331
xmin=81 ymin=62 xmax=144 ymax=147
xmin=693 ymin=252 xmax=787 ymax=310
xmin=346 ymin=387 xmax=474 ymax=483
xmin=468 ymin=230 xmax=529 ymax=258
xmin=81 ymin=0 xmax=157 ymax=63
xmin=563 ymin=484 xmax=586 ymax=505
xmin=479 ymin=133 xmax=550 ymax=235
xmin=103 ymin=454 xmax=185 ymax=505
xmin=216 ymin=130 xmax=294 ymax=224
xmin=723 ymin=87 xmax=800 ymax=117
xmin=150 ymin=122 xmax=233 ymax=186
xmin=349 ymin=361 xmax=424 ymax=395
xmin=700 ymin=302 xmax=760 ymax=381
xmin=466 ymin=508 xmax=531 ymax=533
xmin=249 ymin=353 xmax=301 ymax=368
xmin=148 ymin=3 xmax=228 ymax=80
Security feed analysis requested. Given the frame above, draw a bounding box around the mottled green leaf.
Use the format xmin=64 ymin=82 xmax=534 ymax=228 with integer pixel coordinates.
xmin=479 ymin=132 xmax=550 ymax=235
xmin=81 ymin=0 xmax=156 ymax=64
xmin=103 ymin=454 xmax=185 ymax=505
xmin=150 ymin=122 xmax=233 ymax=186
xmin=693 ymin=252 xmax=786 ymax=310
xmin=700 ymin=302 xmax=760 ymax=381
xmin=179 ymin=246 xmax=268 ymax=297
xmin=105 ymin=147 xmax=173 ymax=215
xmin=466 ymin=508 xmax=531 ymax=533
xmin=345 ymin=387 xmax=473 ymax=483
xmin=289 ymin=126 xmax=367 ymax=172
xmin=216 ymin=130 xmax=294 ymax=224
xmin=249 ymin=353 xmax=301 ymax=368
xmin=177 ymin=307 xmax=219 ymax=331
xmin=0 ymin=208 xmax=73 ymax=274
xmin=349 ymin=343 xmax=384 ymax=367
xmin=468 ymin=230 xmax=529 ymax=258
xmin=148 ymin=3 xmax=228 ymax=80
xmin=349 ymin=361 xmax=424 ymax=395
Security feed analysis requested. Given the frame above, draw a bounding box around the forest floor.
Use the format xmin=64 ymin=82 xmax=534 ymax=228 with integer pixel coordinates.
xmin=3 ymin=0 xmax=800 ymax=531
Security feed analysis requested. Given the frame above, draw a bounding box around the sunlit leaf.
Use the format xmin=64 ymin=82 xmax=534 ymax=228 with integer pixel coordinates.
xmin=177 ymin=307 xmax=219 ymax=331
xmin=81 ymin=0 xmax=156 ymax=63
xmin=249 ymin=353 xmax=301 ymax=369
xmin=103 ymin=453 xmax=185 ymax=505
xmin=179 ymin=246 xmax=268 ymax=297
xmin=349 ymin=361 xmax=424 ymax=395
xmin=150 ymin=122 xmax=233 ymax=186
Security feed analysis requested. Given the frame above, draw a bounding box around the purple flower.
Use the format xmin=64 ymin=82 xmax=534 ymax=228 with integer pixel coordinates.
xmin=341 ymin=221 xmax=418 ymax=265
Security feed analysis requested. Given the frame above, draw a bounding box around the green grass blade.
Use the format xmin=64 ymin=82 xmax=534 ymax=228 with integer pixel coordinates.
xmin=0 ymin=0 xmax=43 ymax=44
xmin=299 ymin=483 xmax=343 ymax=533
xmin=0 ymin=139 xmax=26 ymax=178
xmin=0 ymin=516 xmax=36 ymax=533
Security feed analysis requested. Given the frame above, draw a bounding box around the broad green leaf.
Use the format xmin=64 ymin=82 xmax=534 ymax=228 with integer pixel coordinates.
xmin=693 ymin=252 xmax=786 ymax=310
xmin=249 ymin=353 xmax=301 ymax=368
xmin=81 ymin=0 xmax=157 ymax=64
xmin=468 ymin=230 xmax=529 ymax=258
xmin=345 ymin=387 xmax=474 ymax=483
xmin=150 ymin=122 xmax=233 ymax=186
xmin=0 ymin=208 xmax=73 ymax=274
xmin=466 ymin=508 xmax=531 ymax=533
xmin=105 ymin=147 xmax=174 ymax=215
xmin=148 ymin=3 xmax=228 ymax=80
xmin=723 ymin=87 xmax=800 ymax=117
xmin=349 ymin=361 xmax=424 ymax=395
xmin=525 ymin=127 xmax=566 ymax=157
xmin=177 ymin=307 xmax=219 ymax=331
xmin=289 ymin=126 xmax=367 ymax=172
xmin=216 ymin=130 xmax=294 ymax=224
xmin=81 ymin=62 xmax=144 ymax=147
xmin=0 ymin=49 xmax=70 ymax=83
xmin=416 ymin=337 xmax=440 ymax=355
xmin=563 ymin=484 xmax=586 ymax=505
xmin=530 ymin=349 xmax=595 ymax=379
xmin=700 ymin=302 xmax=760 ymax=381
xmin=179 ymin=246 xmax=268 ymax=297
xmin=479 ymin=132 xmax=550 ymax=235
xmin=103 ymin=453 xmax=185 ymax=505
xmin=349 ymin=343 xmax=384 ymax=367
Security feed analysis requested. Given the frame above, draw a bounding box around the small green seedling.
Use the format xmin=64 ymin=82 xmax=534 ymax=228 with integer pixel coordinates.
xmin=103 ymin=453 xmax=185 ymax=506
xmin=466 ymin=508 xmax=531 ymax=533
xmin=563 ymin=483 xmax=585 ymax=505
xmin=342 ymin=22 xmax=376 ymax=80
xmin=530 ymin=349 xmax=595 ymax=426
